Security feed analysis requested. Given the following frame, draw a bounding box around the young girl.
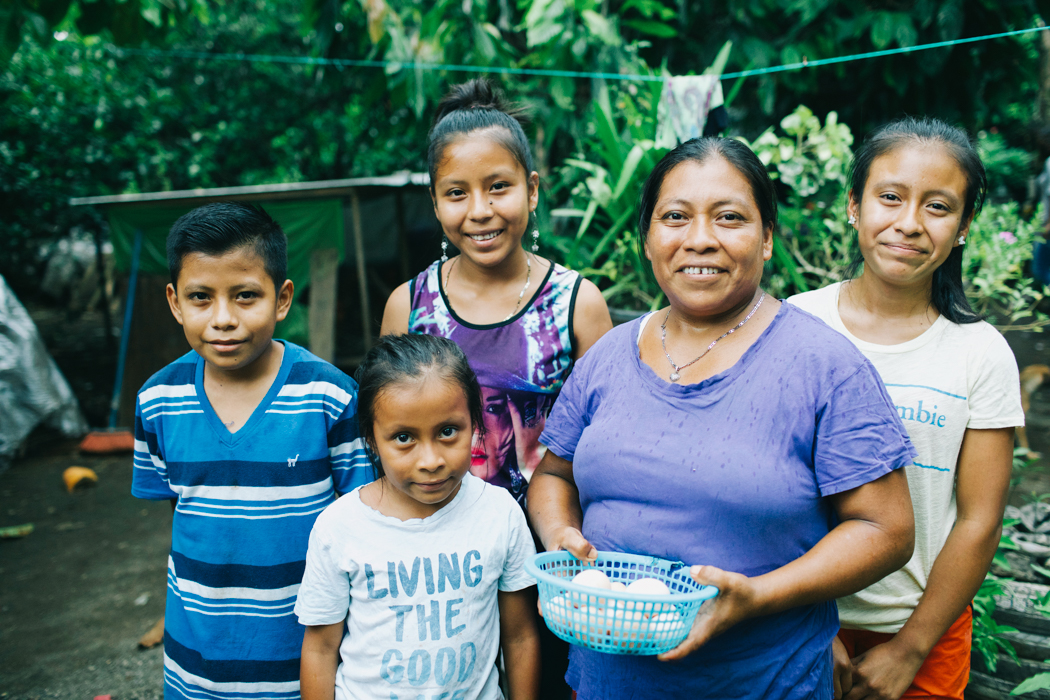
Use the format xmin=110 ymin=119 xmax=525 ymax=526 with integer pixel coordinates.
xmin=295 ymin=333 xmax=540 ymax=700
xmin=380 ymin=78 xmax=612 ymax=507
xmin=790 ymin=118 xmax=1024 ymax=700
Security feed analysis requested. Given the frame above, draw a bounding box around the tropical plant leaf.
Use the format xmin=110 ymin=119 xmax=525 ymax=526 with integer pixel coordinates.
xmin=622 ymin=19 xmax=677 ymax=38
xmin=610 ymin=144 xmax=646 ymax=202
xmin=703 ymin=40 xmax=733 ymax=76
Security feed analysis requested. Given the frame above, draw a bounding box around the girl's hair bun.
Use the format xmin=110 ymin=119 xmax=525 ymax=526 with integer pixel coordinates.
xmin=433 ymin=78 xmax=528 ymax=127
xmin=427 ymin=78 xmax=535 ymax=188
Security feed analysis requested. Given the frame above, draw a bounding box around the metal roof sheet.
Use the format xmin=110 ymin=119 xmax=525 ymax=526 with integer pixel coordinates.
xmin=69 ymin=172 xmax=430 ymax=207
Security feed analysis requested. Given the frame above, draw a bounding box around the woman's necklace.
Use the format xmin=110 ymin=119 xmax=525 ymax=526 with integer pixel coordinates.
xmin=444 ymin=253 xmax=532 ymax=323
xmin=660 ymin=292 xmax=766 ymax=382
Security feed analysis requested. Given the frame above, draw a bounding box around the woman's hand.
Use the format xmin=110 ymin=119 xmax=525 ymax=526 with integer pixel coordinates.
xmin=658 ymin=565 xmax=762 ymax=661
xmin=535 ymin=524 xmax=595 ymax=619
xmin=843 ymin=638 xmax=924 ymax=700
xmin=832 ymin=637 xmax=853 ymax=699
xmin=547 ymin=526 xmax=597 ymax=562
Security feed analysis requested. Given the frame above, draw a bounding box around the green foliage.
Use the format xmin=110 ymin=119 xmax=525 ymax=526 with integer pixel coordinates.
xmin=12 ymin=0 xmax=1042 ymax=154
xmin=516 ymin=0 xmax=660 ymax=167
xmin=979 ymin=130 xmax=1038 ymax=202
xmin=336 ymin=0 xmax=517 ymax=116
xmin=1011 ymin=584 xmax=1050 ymax=693
xmin=749 ymin=106 xmax=854 ymax=199
xmin=972 ymin=572 xmax=1019 ymax=674
xmin=964 ymin=202 xmax=1048 ymax=331
xmin=547 ymin=98 xmax=1050 ymax=326
xmin=547 ymin=81 xmax=668 ymax=310
xmin=975 ymin=448 xmax=1039 ymax=680
xmin=643 ymin=0 xmax=1044 ymax=149
xmin=0 ymin=0 xmax=431 ymax=291
xmin=972 ymin=451 xmax=1035 ymax=675
xmin=741 ymin=105 xmax=854 ymax=299
xmin=1012 ymin=672 xmax=1050 ymax=695
xmin=1 ymin=0 xmax=210 ymax=69
xmin=321 ymin=0 xmax=676 ymax=173
xmin=4 ymin=0 xmax=1045 ymax=312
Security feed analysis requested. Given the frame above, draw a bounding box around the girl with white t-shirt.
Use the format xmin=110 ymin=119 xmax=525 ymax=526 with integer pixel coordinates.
xmin=296 ymin=333 xmax=540 ymax=700
xmin=790 ymin=117 xmax=1023 ymax=700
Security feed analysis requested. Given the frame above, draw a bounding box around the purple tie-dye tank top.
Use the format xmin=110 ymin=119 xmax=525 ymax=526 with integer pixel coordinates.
xmin=408 ymin=258 xmax=582 ymax=505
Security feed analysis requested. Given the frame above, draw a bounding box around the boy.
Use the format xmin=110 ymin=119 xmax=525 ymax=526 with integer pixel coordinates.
xmin=132 ymin=202 xmax=371 ymax=700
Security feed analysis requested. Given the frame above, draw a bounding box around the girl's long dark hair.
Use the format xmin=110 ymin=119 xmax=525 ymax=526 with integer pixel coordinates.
xmin=847 ymin=117 xmax=987 ymax=324
xmin=354 ymin=333 xmax=484 ymax=478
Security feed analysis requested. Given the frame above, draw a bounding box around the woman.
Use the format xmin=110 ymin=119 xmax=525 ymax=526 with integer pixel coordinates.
xmin=791 ymin=118 xmax=1023 ymax=700
xmin=528 ymin=137 xmax=917 ymax=700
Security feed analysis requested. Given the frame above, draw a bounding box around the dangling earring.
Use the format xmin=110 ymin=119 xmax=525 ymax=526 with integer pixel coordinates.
xmin=440 ymin=236 xmax=449 ymax=262
xmin=848 ymin=215 xmax=857 ymax=226
xmin=531 ymin=229 xmax=539 ymax=253
xmin=957 ymin=235 xmax=966 ymax=245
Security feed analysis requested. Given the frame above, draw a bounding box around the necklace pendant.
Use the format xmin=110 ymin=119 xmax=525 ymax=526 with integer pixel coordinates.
xmin=669 ymin=371 xmax=681 ymax=382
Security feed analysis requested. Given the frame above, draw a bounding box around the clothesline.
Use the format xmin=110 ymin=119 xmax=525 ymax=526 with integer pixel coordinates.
xmin=64 ymin=24 xmax=1049 ymax=84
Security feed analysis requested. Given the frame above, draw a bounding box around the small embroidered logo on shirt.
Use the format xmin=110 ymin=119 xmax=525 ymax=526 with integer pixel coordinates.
xmin=287 ymin=454 xmax=299 ymax=468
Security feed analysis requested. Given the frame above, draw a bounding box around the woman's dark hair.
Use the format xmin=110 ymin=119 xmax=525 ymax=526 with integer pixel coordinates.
xmin=638 ymin=137 xmax=778 ymax=246
xmin=428 ymin=78 xmax=534 ymax=190
xmin=354 ymin=333 xmax=484 ymax=478
xmin=167 ymin=202 xmax=287 ymax=291
xmin=847 ymin=117 xmax=987 ymax=324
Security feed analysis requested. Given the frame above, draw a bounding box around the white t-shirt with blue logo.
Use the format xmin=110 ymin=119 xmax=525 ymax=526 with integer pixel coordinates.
xmin=295 ymin=473 xmax=536 ymax=700
xmin=790 ymin=282 xmax=1024 ymax=632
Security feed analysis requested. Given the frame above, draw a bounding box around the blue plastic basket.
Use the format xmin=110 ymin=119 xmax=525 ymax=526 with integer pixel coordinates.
xmin=525 ymin=551 xmax=718 ymax=656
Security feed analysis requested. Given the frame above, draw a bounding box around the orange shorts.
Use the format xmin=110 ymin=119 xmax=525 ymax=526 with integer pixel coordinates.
xmin=837 ymin=606 xmax=972 ymax=700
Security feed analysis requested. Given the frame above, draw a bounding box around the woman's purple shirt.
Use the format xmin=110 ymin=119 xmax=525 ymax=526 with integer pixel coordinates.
xmin=540 ymin=302 xmax=916 ymax=700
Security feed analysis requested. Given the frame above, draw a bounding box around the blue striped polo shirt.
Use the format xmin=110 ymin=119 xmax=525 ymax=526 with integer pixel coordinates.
xmin=132 ymin=341 xmax=372 ymax=700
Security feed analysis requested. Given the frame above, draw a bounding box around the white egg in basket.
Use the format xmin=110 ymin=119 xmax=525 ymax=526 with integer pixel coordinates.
xmin=526 ymin=551 xmax=718 ymax=656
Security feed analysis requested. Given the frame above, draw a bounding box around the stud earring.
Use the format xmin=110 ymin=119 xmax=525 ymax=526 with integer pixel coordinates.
xmin=957 ymin=235 xmax=966 ymax=246
xmin=531 ymin=229 xmax=539 ymax=253
xmin=848 ymin=215 xmax=857 ymax=226
xmin=441 ymin=236 xmax=449 ymax=263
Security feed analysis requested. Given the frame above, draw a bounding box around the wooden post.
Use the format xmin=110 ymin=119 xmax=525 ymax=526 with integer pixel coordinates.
xmin=350 ymin=189 xmax=372 ymax=351
xmin=395 ymin=189 xmax=410 ymax=282
xmin=308 ymin=248 xmax=339 ymax=363
xmin=92 ymin=227 xmax=115 ymax=354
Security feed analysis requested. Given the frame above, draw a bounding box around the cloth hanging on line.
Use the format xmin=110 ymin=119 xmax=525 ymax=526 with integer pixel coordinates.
xmin=655 ymin=75 xmax=727 ymax=148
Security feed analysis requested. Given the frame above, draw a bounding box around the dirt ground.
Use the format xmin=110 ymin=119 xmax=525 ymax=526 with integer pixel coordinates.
xmin=0 ymin=440 xmax=170 ymax=700
xmin=2 ymin=306 xmax=1050 ymax=699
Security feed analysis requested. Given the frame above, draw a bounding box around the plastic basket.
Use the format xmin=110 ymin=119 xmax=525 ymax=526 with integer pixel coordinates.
xmin=525 ymin=551 xmax=718 ymax=656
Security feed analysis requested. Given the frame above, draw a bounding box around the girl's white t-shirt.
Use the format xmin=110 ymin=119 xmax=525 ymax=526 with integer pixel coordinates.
xmin=790 ymin=282 xmax=1024 ymax=633
xmin=295 ymin=473 xmax=536 ymax=700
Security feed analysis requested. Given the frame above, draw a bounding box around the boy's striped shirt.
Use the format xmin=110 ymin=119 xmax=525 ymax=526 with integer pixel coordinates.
xmin=132 ymin=342 xmax=371 ymax=700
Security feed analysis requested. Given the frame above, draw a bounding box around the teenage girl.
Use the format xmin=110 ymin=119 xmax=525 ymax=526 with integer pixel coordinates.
xmin=380 ymin=78 xmax=612 ymax=508
xmin=790 ymin=117 xmax=1024 ymax=700
xmin=296 ymin=333 xmax=540 ymax=700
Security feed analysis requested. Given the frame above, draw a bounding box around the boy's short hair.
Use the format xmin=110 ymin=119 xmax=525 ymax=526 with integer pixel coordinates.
xmin=167 ymin=202 xmax=288 ymax=290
